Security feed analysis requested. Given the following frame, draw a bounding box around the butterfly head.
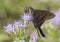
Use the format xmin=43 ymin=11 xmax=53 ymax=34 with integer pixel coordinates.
xmin=24 ymin=7 xmax=34 ymax=16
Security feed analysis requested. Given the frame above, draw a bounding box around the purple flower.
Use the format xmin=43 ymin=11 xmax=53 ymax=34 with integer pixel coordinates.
xmin=22 ymin=13 xmax=33 ymax=22
xmin=29 ymin=32 xmax=39 ymax=42
xmin=19 ymin=40 xmax=25 ymax=42
xmin=13 ymin=21 xmax=26 ymax=28
xmin=4 ymin=24 xmax=15 ymax=33
xmin=51 ymin=9 xmax=60 ymax=25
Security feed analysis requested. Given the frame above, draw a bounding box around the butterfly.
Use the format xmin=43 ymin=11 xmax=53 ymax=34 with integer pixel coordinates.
xmin=24 ymin=7 xmax=55 ymax=37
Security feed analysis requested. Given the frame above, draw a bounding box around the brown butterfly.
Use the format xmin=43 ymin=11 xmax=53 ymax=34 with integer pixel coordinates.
xmin=24 ymin=7 xmax=55 ymax=37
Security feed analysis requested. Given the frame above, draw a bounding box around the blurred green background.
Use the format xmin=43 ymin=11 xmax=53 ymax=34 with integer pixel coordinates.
xmin=0 ymin=0 xmax=60 ymax=42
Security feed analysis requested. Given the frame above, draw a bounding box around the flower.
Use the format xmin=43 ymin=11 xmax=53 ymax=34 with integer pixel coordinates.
xmin=13 ymin=21 xmax=26 ymax=28
xmin=51 ymin=9 xmax=60 ymax=25
xmin=22 ymin=13 xmax=33 ymax=22
xmin=19 ymin=40 xmax=25 ymax=42
xmin=4 ymin=24 xmax=15 ymax=33
xmin=29 ymin=31 xmax=39 ymax=42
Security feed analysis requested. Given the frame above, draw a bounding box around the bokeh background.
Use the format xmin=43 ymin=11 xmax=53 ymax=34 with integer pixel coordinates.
xmin=0 ymin=0 xmax=60 ymax=42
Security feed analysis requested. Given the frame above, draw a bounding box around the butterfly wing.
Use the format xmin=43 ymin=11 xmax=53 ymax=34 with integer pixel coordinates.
xmin=32 ymin=10 xmax=55 ymax=37
xmin=41 ymin=10 xmax=55 ymax=20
